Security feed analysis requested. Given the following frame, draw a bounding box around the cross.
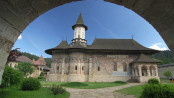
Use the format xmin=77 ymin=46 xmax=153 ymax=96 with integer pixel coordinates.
xmin=132 ymin=34 xmax=134 ymax=39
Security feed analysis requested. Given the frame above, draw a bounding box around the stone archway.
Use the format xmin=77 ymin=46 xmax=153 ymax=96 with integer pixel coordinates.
xmin=0 ymin=0 xmax=174 ymax=84
xmin=142 ymin=66 xmax=148 ymax=76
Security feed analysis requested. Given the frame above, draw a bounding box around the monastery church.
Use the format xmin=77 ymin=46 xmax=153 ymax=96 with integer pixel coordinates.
xmin=45 ymin=13 xmax=160 ymax=82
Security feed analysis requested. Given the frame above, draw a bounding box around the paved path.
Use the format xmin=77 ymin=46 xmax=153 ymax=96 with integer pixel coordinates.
xmin=66 ymin=83 xmax=144 ymax=98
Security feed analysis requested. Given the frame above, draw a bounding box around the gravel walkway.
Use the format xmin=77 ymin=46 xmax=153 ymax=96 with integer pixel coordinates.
xmin=66 ymin=83 xmax=144 ymax=98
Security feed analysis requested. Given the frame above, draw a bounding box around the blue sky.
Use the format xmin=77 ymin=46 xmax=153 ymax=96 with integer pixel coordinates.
xmin=13 ymin=0 xmax=169 ymax=58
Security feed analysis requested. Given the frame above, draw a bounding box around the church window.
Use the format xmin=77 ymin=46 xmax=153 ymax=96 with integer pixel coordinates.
xmin=75 ymin=66 xmax=77 ymax=70
xmin=68 ymin=66 xmax=70 ymax=70
xmin=57 ymin=66 xmax=59 ymax=70
xmin=82 ymin=66 xmax=84 ymax=70
xmin=114 ymin=63 xmax=117 ymax=71
xmin=98 ymin=67 xmax=100 ymax=71
xmin=123 ymin=63 xmax=127 ymax=72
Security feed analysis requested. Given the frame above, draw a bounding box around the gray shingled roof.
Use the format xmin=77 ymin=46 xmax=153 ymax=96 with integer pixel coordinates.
xmin=45 ymin=39 xmax=159 ymax=55
xmin=71 ymin=40 xmax=86 ymax=48
xmin=54 ymin=40 xmax=70 ymax=49
xmin=133 ymin=54 xmax=159 ymax=63
xmin=158 ymin=63 xmax=174 ymax=68
xmin=88 ymin=39 xmax=155 ymax=50
xmin=16 ymin=56 xmax=32 ymax=64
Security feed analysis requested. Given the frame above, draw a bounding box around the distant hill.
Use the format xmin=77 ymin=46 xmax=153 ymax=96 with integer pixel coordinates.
xmin=20 ymin=52 xmax=51 ymax=68
xmin=152 ymin=50 xmax=174 ymax=65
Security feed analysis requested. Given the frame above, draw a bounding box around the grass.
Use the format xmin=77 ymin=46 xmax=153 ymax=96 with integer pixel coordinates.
xmin=41 ymin=81 xmax=127 ymax=89
xmin=117 ymin=85 xmax=144 ymax=98
xmin=116 ymin=84 xmax=174 ymax=98
xmin=160 ymin=78 xmax=172 ymax=83
xmin=0 ymin=87 xmax=70 ymax=98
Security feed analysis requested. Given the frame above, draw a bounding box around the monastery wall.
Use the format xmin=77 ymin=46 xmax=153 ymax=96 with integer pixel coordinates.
xmin=48 ymin=52 xmax=140 ymax=82
xmin=158 ymin=66 xmax=174 ymax=78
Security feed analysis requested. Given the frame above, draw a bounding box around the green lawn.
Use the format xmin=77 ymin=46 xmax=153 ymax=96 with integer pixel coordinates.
xmin=41 ymin=81 xmax=127 ymax=89
xmin=0 ymin=87 xmax=70 ymax=98
xmin=160 ymin=78 xmax=171 ymax=83
xmin=117 ymin=84 xmax=174 ymax=98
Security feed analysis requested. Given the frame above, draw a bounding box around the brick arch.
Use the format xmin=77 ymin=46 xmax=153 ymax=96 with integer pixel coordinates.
xmin=0 ymin=0 xmax=174 ymax=84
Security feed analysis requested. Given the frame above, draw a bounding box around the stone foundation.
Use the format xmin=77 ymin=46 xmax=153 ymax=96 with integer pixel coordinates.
xmin=47 ymin=74 xmax=131 ymax=82
xmin=135 ymin=76 xmax=160 ymax=83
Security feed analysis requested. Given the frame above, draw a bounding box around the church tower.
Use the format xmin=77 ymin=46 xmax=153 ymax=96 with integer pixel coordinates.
xmin=71 ymin=13 xmax=88 ymax=47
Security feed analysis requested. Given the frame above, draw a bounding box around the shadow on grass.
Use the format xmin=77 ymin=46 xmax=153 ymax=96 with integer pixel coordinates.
xmin=61 ymin=82 xmax=88 ymax=87
xmin=113 ymin=81 xmax=127 ymax=84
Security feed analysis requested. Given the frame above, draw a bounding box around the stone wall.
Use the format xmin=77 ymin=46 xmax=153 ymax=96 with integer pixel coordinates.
xmin=47 ymin=74 xmax=131 ymax=82
xmin=48 ymin=52 xmax=138 ymax=82
xmin=158 ymin=66 xmax=174 ymax=78
xmin=135 ymin=76 xmax=160 ymax=83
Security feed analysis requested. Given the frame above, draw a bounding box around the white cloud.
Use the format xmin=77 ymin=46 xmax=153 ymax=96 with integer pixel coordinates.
xmin=18 ymin=34 xmax=22 ymax=40
xmin=149 ymin=43 xmax=167 ymax=51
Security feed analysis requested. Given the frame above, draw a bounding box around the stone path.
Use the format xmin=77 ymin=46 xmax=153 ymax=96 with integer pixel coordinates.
xmin=66 ymin=83 xmax=144 ymax=98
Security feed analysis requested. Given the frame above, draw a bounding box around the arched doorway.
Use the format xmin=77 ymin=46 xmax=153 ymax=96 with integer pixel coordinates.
xmin=0 ymin=0 xmax=174 ymax=84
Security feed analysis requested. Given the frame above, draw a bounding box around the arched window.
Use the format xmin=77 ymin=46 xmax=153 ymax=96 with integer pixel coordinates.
xmin=82 ymin=66 xmax=84 ymax=70
xmin=75 ymin=66 xmax=77 ymax=70
xmin=123 ymin=63 xmax=127 ymax=72
xmin=142 ymin=66 xmax=147 ymax=76
xmin=57 ymin=66 xmax=59 ymax=70
xmin=98 ymin=66 xmax=100 ymax=71
xmin=114 ymin=63 xmax=117 ymax=71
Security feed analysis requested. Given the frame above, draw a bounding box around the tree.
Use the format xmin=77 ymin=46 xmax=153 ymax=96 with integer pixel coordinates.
xmin=163 ymin=70 xmax=172 ymax=79
xmin=16 ymin=62 xmax=34 ymax=77
xmin=1 ymin=65 xmax=23 ymax=88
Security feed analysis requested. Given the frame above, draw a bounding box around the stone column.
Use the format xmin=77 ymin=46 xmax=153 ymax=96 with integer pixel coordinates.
xmin=132 ymin=67 xmax=135 ymax=76
xmin=0 ymin=18 xmax=21 ymax=84
xmin=88 ymin=58 xmax=93 ymax=82
xmin=147 ymin=67 xmax=150 ymax=76
xmin=138 ymin=66 xmax=142 ymax=76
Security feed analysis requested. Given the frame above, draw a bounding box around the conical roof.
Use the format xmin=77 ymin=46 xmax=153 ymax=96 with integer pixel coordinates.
xmin=76 ymin=13 xmax=84 ymax=25
xmin=133 ymin=54 xmax=159 ymax=63
xmin=72 ymin=13 xmax=88 ymax=30
xmin=55 ymin=40 xmax=70 ymax=49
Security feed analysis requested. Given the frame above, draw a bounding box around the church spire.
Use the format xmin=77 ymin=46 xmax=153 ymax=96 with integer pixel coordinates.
xmin=71 ymin=13 xmax=87 ymax=47
xmin=72 ymin=13 xmax=88 ymax=30
xmin=76 ymin=13 xmax=84 ymax=25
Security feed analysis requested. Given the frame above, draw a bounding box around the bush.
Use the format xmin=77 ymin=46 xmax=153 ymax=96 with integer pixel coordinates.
xmin=51 ymin=85 xmax=66 ymax=95
xmin=40 ymin=72 xmax=44 ymax=77
xmin=148 ymin=78 xmax=159 ymax=84
xmin=140 ymin=84 xmax=174 ymax=98
xmin=113 ymin=81 xmax=127 ymax=84
xmin=38 ymin=72 xmax=45 ymax=80
xmin=2 ymin=65 xmax=23 ymax=88
xmin=21 ymin=77 xmax=41 ymax=91
xmin=163 ymin=70 xmax=172 ymax=79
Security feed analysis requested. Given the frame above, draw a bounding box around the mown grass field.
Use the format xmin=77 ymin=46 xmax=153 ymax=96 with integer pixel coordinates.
xmin=116 ymin=84 xmax=174 ymax=98
xmin=0 ymin=87 xmax=70 ymax=98
xmin=41 ymin=81 xmax=127 ymax=89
